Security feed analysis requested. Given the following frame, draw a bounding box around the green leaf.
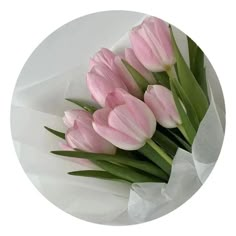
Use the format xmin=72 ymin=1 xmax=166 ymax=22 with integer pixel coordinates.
xmin=65 ymin=98 xmax=97 ymax=112
xmin=152 ymin=130 xmax=178 ymax=157
xmin=152 ymin=72 xmax=170 ymax=89
xmin=171 ymin=78 xmax=200 ymax=130
xmin=166 ymin=129 xmax=191 ymax=152
xmin=93 ymin=160 xmax=162 ymax=183
xmin=139 ymin=143 xmax=172 ymax=175
xmin=44 ymin=126 xmax=65 ymax=139
xmin=68 ymin=170 xmax=122 ymax=180
xmin=51 ymin=150 xmax=168 ymax=181
xmin=170 ymin=78 xmax=196 ymax=144
xmin=170 ymin=28 xmax=209 ymax=121
xmin=187 ymin=36 xmax=208 ymax=99
xmin=122 ymin=59 xmax=149 ymax=91
xmin=155 ymin=124 xmax=191 ymax=152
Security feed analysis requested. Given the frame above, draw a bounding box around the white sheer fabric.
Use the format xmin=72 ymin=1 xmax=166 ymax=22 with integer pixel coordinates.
xmin=11 ymin=11 xmax=225 ymax=225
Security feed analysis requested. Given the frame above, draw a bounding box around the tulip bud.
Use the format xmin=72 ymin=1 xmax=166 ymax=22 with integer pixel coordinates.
xmin=65 ymin=110 xmax=116 ymax=154
xmin=130 ymin=16 xmax=175 ymax=72
xmin=144 ymin=85 xmax=181 ymax=128
xmin=87 ymin=64 xmax=127 ymax=107
xmin=92 ymin=88 xmax=156 ymax=150
xmin=89 ymin=48 xmax=119 ymax=73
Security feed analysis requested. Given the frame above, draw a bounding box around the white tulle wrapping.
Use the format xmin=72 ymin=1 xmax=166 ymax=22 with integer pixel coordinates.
xmin=11 ymin=12 xmax=225 ymax=225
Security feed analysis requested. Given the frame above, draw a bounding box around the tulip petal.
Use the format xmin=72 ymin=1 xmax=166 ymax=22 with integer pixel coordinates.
xmin=89 ymin=48 xmax=117 ymax=71
xmin=59 ymin=142 xmax=74 ymax=151
xmin=63 ymin=109 xmax=93 ymax=128
xmin=93 ymin=108 xmax=144 ymax=150
xmin=144 ymin=85 xmax=181 ymax=128
xmin=130 ymin=29 xmax=163 ymax=72
xmin=78 ymin=124 xmax=116 ymax=154
xmin=105 ymin=88 xmax=127 ymax=108
xmin=89 ymin=58 xmax=97 ymax=70
xmin=66 ymin=121 xmax=116 ymax=154
xmin=152 ymin=85 xmax=180 ymax=123
xmin=66 ymin=124 xmax=92 ymax=152
xmin=87 ymin=67 xmax=127 ymax=107
xmin=106 ymin=88 xmax=156 ymax=138
xmin=124 ymin=93 xmax=157 ymax=138
xmin=144 ymin=91 xmax=174 ymax=128
xmin=152 ymin=19 xmax=175 ymax=65
xmin=108 ymin=105 xmax=147 ymax=141
xmin=130 ymin=16 xmax=175 ymax=72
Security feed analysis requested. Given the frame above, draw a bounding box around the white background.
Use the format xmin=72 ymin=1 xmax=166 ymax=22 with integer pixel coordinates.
xmin=0 ymin=0 xmax=235 ymax=235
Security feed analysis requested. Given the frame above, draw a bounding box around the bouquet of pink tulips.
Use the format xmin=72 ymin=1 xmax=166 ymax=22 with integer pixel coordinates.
xmin=45 ymin=16 xmax=209 ymax=184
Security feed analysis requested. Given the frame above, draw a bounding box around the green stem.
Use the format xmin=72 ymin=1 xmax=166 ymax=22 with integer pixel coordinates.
xmin=146 ymin=139 xmax=173 ymax=166
xmin=152 ymin=72 xmax=170 ymax=89
xmin=166 ymin=66 xmax=177 ymax=79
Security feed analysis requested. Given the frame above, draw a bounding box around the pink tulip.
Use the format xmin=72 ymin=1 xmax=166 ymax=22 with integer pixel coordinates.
xmin=89 ymin=48 xmax=119 ymax=73
xmin=89 ymin=48 xmax=144 ymax=98
xmin=92 ymin=88 xmax=156 ymax=150
xmin=87 ymin=64 xmax=128 ymax=107
xmin=63 ymin=109 xmax=92 ymax=128
xmin=124 ymin=48 xmax=156 ymax=84
xmin=144 ymin=85 xmax=181 ymax=128
xmin=130 ymin=16 xmax=175 ymax=72
xmin=64 ymin=110 xmax=116 ymax=154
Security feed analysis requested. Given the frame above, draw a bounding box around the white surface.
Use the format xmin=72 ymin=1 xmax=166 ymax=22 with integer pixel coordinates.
xmin=10 ymin=11 xmax=225 ymax=225
xmin=2 ymin=1 xmax=236 ymax=235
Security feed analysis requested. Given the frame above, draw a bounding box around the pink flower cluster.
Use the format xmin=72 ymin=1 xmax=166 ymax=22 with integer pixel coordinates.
xmin=62 ymin=16 xmax=181 ymax=154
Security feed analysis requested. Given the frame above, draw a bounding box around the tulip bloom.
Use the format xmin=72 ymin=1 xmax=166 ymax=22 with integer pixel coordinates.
xmin=64 ymin=110 xmax=116 ymax=154
xmin=89 ymin=48 xmax=144 ymax=98
xmin=130 ymin=16 xmax=175 ymax=72
xmin=144 ymin=85 xmax=181 ymax=128
xmin=87 ymin=64 xmax=127 ymax=107
xmin=92 ymin=88 xmax=156 ymax=150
